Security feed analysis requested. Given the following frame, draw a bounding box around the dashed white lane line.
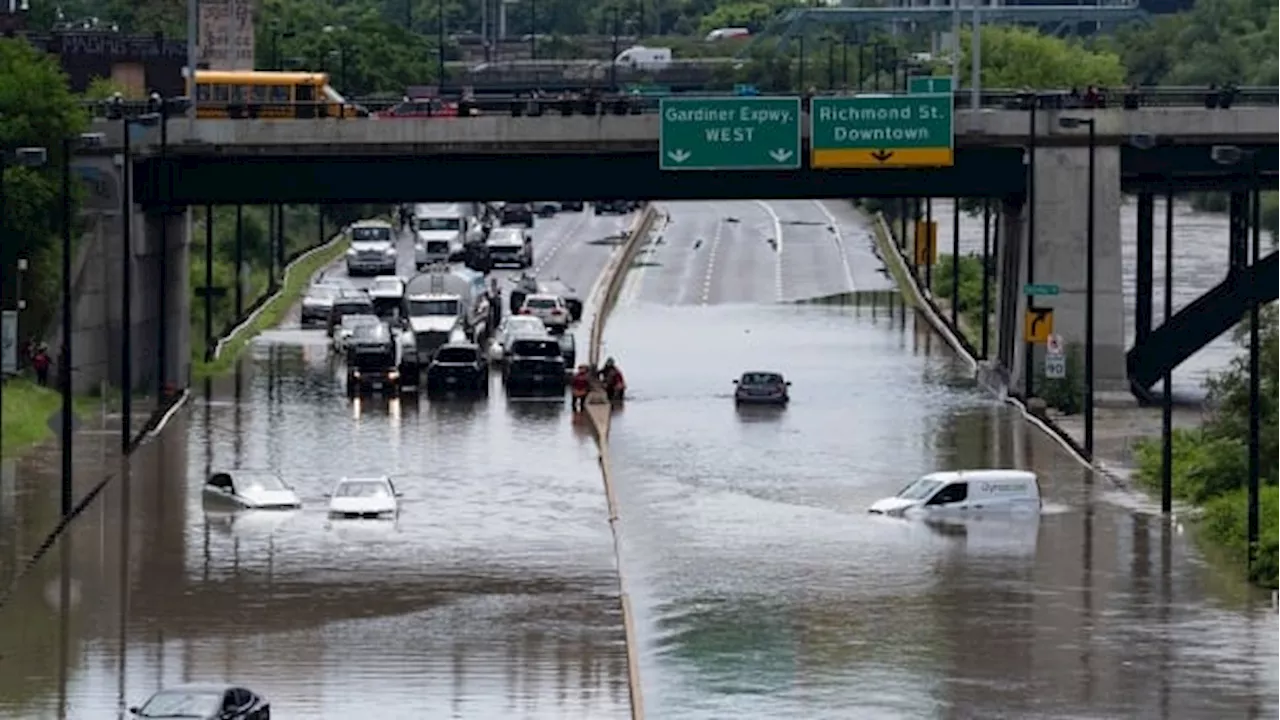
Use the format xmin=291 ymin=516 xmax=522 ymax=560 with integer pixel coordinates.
xmin=812 ymin=199 xmax=858 ymax=292
xmin=755 ymin=200 xmax=785 ymax=302
xmin=699 ymin=219 xmax=725 ymax=305
xmin=532 ymin=209 xmax=593 ymax=276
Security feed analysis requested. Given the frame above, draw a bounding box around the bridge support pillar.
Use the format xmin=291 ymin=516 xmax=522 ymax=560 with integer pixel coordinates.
xmin=141 ymin=208 xmax=192 ymax=391
xmin=997 ymin=145 xmax=1128 ymax=397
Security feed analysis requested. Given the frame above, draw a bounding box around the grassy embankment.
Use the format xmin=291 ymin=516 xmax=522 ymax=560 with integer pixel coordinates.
xmin=188 ymin=205 xmax=353 ymax=377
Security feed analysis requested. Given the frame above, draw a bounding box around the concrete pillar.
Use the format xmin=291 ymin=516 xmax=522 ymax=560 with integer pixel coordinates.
xmin=142 ymin=209 xmax=192 ymax=391
xmin=996 ymin=146 xmax=1127 ymax=396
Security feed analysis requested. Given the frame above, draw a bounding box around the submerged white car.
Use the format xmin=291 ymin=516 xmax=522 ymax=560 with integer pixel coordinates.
xmin=202 ymin=471 xmax=302 ymax=510
xmin=327 ymin=476 xmax=401 ymax=519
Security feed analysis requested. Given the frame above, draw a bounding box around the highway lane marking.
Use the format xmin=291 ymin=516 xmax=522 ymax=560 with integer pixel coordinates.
xmin=812 ymin=199 xmax=858 ymax=292
xmin=532 ymin=207 xmax=593 ymax=276
xmin=755 ymin=200 xmax=785 ymax=302
xmin=699 ymin=217 xmax=724 ymax=305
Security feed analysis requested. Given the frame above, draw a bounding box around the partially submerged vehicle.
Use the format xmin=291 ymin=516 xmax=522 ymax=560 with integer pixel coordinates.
xmin=425 ymin=342 xmax=489 ymax=395
xmin=327 ymin=476 xmax=401 ymax=519
xmin=868 ymin=470 xmax=1043 ymax=516
xmin=202 ymin=471 xmax=301 ymax=510
xmin=503 ymin=335 xmax=567 ymax=393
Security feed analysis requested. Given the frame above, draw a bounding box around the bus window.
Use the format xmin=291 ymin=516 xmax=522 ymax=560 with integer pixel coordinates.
xmin=250 ymin=85 xmax=269 ymax=103
xmin=196 ymin=84 xmax=212 ymax=102
xmin=211 ymin=84 xmax=230 ymax=102
xmin=296 ymin=84 xmax=314 ymax=101
xmin=230 ymin=85 xmax=247 ymax=102
xmin=270 ymin=85 xmax=291 ymax=102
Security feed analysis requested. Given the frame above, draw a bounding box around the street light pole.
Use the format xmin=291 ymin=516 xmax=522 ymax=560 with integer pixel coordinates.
xmin=437 ymin=0 xmax=447 ymax=90
xmin=1059 ymin=115 xmax=1097 ymax=458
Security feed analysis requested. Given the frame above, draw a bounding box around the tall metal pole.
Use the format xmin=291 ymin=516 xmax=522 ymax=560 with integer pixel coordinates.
xmin=1084 ymin=119 xmax=1096 ymax=459
xmin=950 ymin=197 xmax=960 ymax=328
xmin=437 ymin=0 xmax=446 ymax=89
xmin=1160 ymin=185 xmax=1174 ymax=513
xmin=187 ymin=0 xmax=198 ymax=122
xmin=969 ymin=0 xmax=982 ymax=110
xmin=1024 ymin=98 xmax=1037 ymax=400
xmin=529 ymin=0 xmax=536 ymax=62
xmin=203 ymin=205 xmax=214 ymax=363
xmin=949 ymin=0 xmax=960 ymax=92
xmin=1246 ymin=186 xmax=1261 ymax=573
xmin=980 ymin=199 xmax=991 ymax=359
xmin=924 ymin=198 xmax=934 ymax=290
xmin=233 ymin=205 xmax=243 ymax=317
xmin=60 ymin=138 xmax=74 ymax=517
xmin=157 ymin=102 xmax=169 ymax=399
xmin=120 ymin=120 xmax=133 ymax=454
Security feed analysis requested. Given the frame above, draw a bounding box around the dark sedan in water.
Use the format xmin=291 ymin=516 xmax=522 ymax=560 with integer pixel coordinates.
xmin=733 ymin=371 xmax=790 ymax=406
xmin=130 ymin=683 xmax=270 ymax=719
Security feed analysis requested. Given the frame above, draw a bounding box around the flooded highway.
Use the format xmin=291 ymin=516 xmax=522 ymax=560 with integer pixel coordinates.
xmin=0 ymin=198 xmax=1274 ymax=720
xmin=0 ymin=209 xmax=634 ymax=720
xmin=605 ymin=201 xmax=1278 ymax=719
xmin=927 ymin=197 xmax=1240 ymax=397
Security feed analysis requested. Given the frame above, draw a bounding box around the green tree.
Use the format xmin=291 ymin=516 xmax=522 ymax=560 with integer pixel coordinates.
xmin=1110 ymin=0 xmax=1277 ymax=86
xmin=957 ymin=26 xmax=1127 ymax=89
xmin=0 ymin=38 xmax=89 ymax=336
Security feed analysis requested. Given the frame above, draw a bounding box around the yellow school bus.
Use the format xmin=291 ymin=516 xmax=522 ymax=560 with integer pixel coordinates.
xmin=192 ymin=71 xmax=367 ymax=119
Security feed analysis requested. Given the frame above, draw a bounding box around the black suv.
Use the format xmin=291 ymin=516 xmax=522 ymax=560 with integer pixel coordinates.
xmin=504 ymin=337 xmax=567 ymax=393
xmin=500 ymin=202 xmax=535 ymax=228
xmin=425 ymin=342 xmax=489 ymax=395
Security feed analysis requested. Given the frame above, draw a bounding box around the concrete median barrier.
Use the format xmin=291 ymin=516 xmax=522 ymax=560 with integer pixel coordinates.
xmin=580 ymin=202 xmax=659 ymax=720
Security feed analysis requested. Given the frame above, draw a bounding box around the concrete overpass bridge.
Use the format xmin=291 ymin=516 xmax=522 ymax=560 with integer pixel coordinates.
xmin=81 ymin=103 xmax=1276 ymax=400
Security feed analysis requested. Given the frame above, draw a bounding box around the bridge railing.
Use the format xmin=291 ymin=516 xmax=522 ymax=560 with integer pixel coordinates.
xmin=82 ymin=86 xmax=1278 ymax=120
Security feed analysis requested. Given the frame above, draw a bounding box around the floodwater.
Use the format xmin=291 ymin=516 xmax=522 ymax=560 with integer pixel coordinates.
xmin=605 ymin=201 xmax=1278 ymax=719
xmin=0 ymin=209 xmax=635 ymax=720
xmin=0 ymin=200 xmax=1273 ymax=720
xmin=926 ymin=197 xmax=1243 ymax=397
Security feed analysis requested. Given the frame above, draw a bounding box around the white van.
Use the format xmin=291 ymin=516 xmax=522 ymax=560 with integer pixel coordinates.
xmin=614 ymin=46 xmax=673 ymax=71
xmin=868 ymin=469 xmax=1041 ymax=516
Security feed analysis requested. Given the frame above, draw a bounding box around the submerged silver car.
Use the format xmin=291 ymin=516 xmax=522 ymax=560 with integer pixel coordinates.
xmin=733 ymin=371 xmax=790 ymax=406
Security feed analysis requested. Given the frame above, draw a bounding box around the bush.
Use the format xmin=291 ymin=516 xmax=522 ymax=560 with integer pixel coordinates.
xmin=1037 ymin=342 xmax=1084 ymax=415
xmin=1133 ymin=428 xmax=1250 ymax=503
xmin=932 ymin=253 xmax=994 ymax=352
xmin=1200 ymin=487 xmax=1279 ymax=588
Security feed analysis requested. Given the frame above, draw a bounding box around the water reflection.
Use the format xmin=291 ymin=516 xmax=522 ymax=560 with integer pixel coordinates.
xmin=604 ymin=302 xmax=1277 ymax=720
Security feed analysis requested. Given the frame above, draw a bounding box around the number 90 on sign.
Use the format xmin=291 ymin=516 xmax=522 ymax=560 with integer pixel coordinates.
xmin=1044 ymin=355 xmax=1067 ymax=380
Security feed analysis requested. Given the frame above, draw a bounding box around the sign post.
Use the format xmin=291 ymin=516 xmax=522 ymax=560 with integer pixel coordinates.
xmin=1044 ymin=333 xmax=1066 ymax=379
xmin=913 ymin=221 xmax=938 ymax=266
xmin=659 ymin=97 xmax=802 ymax=171
xmin=809 ymin=95 xmax=954 ymax=169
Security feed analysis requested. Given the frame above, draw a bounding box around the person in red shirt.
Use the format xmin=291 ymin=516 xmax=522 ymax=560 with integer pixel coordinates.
xmin=32 ymin=344 xmax=51 ymax=386
xmin=599 ymin=357 xmax=626 ymax=403
xmin=570 ymin=365 xmax=591 ymax=411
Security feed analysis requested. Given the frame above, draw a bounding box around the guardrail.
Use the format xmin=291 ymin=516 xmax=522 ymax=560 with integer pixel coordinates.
xmin=82 ymin=85 xmax=1279 ymax=119
xmin=589 ymin=204 xmax=659 ymax=367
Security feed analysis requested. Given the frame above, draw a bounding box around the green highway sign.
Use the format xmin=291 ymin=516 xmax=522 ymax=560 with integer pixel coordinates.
xmin=809 ymin=94 xmax=955 ymax=169
xmin=659 ymin=97 xmax=802 ymax=171
xmin=1023 ymin=283 xmax=1060 ymax=296
xmin=909 ymin=76 xmax=953 ymax=94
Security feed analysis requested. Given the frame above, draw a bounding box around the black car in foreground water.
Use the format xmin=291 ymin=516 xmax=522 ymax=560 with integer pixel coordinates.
xmin=131 ymin=683 xmax=270 ymax=719
xmin=503 ymin=337 xmax=567 ymax=394
xmin=425 ymin=342 xmax=489 ymax=395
